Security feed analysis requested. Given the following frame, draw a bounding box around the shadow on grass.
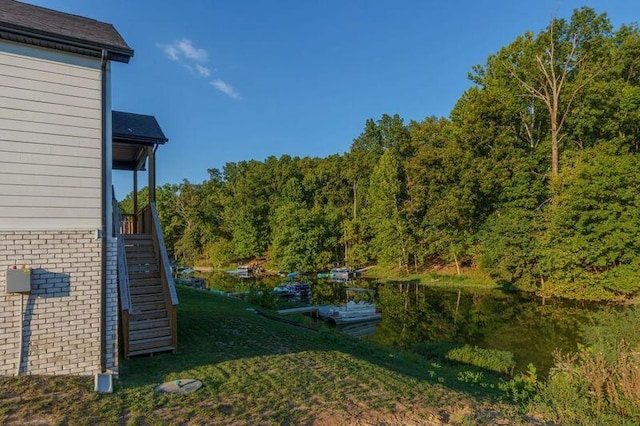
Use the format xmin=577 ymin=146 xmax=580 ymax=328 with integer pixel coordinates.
xmin=119 ymin=287 xmax=506 ymax=402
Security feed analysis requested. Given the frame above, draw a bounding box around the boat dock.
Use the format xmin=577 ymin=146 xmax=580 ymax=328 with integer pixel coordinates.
xmin=276 ymin=306 xmax=329 ymax=315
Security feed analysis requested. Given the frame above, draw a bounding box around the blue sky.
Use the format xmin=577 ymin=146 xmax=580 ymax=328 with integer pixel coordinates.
xmin=27 ymin=1 xmax=639 ymax=198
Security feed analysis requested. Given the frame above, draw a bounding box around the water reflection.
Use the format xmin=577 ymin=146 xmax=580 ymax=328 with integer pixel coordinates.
xmin=370 ymin=281 xmax=603 ymax=374
xmin=203 ymin=273 xmax=605 ymax=374
xmin=338 ymin=319 xmax=382 ymax=338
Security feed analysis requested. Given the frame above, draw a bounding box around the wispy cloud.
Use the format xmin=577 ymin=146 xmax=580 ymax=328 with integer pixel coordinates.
xmin=195 ymin=64 xmax=211 ymax=77
xmin=164 ymin=45 xmax=180 ymax=61
xmin=210 ymin=79 xmax=241 ymax=100
xmin=160 ymin=38 xmax=208 ymax=62
xmin=176 ymin=39 xmax=208 ymax=62
xmin=159 ymin=38 xmax=241 ymax=100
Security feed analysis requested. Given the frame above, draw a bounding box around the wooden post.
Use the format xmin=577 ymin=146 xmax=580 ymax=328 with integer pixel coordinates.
xmin=148 ymin=146 xmax=156 ymax=203
xmin=133 ymin=169 xmax=138 ymax=233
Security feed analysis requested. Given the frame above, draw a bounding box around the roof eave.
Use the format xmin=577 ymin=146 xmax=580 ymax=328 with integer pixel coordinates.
xmin=0 ymin=22 xmax=134 ymax=63
xmin=113 ymin=134 xmax=169 ymax=145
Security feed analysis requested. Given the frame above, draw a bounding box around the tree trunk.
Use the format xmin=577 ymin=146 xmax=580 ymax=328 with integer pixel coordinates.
xmin=551 ymin=91 xmax=560 ymax=175
xmin=510 ymin=25 xmax=587 ymax=177
xmin=453 ymin=251 xmax=461 ymax=276
xmin=352 ymin=180 xmax=358 ymax=220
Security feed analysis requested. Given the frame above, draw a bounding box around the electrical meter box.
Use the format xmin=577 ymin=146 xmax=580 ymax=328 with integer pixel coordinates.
xmin=5 ymin=267 xmax=31 ymax=293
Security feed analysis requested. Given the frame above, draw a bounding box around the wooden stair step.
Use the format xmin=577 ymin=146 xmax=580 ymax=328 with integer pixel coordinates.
xmin=124 ymin=234 xmax=153 ymax=239
xmin=131 ymin=293 xmax=165 ymax=304
xmin=124 ymin=244 xmax=155 ymax=253
xmin=129 ymin=336 xmax=173 ymax=352
xmin=125 ymin=250 xmax=155 ymax=256
xmin=130 ymin=309 xmax=168 ymax=321
xmin=124 ymin=240 xmax=154 ymax=247
xmin=126 ymin=253 xmax=158 ymax=260
xmin=127 ymin=261 xmax=159 ymax=268
xmin=129 ymin=317 xmax=169 ymax=331
xmin=129 ymin=273 xmax=162 ymax=288
xmin=128 ymin=345 xmax=175 ymax=357
xmin=125 ymin=247 xmax=155 ymax=254
xmin=124 ymin=238 xmax=154 ymax=244
xmin=124 ymin=244 xmax=153 ymax=248
xmin=133 ymin=301 xmax=167 ymax=312
xmin=125 ymin=243 xmax=154 ymax=247
xmin=129 ymin=277 xmax=162 ymax=286
xmin=127 ymin=263 xmax=159 ymax=270
xmin=128 ymin=271 xmax=160 ymax=280
xmin=129 ymin=326 xmax=172 ymax=341
xmin=127 ymin=262 xmax=157 ymax=268
xmin=127 ymin=266 xmax=159 ymax=273
xmin=129 ymin=285 xmax=163 ymax=296
xmin=126 ymin=256 xmax=156 ymax=262
xmin=125 ymin=247 xmax=156 ymax=254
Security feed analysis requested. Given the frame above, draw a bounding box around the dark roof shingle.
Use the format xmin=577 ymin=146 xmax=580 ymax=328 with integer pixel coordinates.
xmin=0 ymin=0 xmax=133 ymax=62
xmin=112 ymin=111 xmax=168 ymax=144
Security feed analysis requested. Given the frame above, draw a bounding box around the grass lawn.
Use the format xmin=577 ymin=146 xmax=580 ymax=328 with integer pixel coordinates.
xmin=366 ymin=265 xmax=499 ymax=290
xmin=0 ymin=287 xmax=538 ymax=425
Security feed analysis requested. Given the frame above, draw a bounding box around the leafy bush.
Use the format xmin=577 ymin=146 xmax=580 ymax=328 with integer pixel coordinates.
xmin=445 ymin=345 xmax=516 ymax=375
xmin=522 ymin=308 xmax=640 ymax=423
xmin=534 ymin=341 xmax=640 ymax=424
xmin=581 ymin=306 xmax=640 ymax=362
xmin=246 ymin=287 xmax=281 ymax=310
xmin=457 ymin=370 xmax=486 ymax=386
xmin=498 ymin=363 xmax=540 ymax=405
xmin=539 ymin=149 xmax=640 ymax=299
xmin=535 ymin=368 xmax=594 ymax=425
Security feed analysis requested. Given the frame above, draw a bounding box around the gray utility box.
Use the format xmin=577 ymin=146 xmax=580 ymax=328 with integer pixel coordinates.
xmin=6 ymin=268 xmax=32 ymax=293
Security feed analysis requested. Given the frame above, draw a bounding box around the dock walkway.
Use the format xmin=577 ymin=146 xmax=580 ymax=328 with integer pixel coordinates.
xmin=276 ymin=306 xmax=328 ymax=315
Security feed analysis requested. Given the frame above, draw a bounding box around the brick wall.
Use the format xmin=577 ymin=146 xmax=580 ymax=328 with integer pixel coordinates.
xmin=105 ymin=238 xmax=118 ymax=374
xmin=0 ymin=231 xmax=118 ymax=376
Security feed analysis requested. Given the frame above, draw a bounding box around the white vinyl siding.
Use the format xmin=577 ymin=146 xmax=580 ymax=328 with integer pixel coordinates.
xmin=0 ymin=40 xmax=102 ymax=231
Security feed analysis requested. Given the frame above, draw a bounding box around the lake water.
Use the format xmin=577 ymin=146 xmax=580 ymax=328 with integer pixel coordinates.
xmin=204 ymin=273 xmax=609 ymax=375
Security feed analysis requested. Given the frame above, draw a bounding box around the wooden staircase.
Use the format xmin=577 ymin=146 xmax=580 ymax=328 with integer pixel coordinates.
xmin=124 ymin=234 xmax=175 ymax=356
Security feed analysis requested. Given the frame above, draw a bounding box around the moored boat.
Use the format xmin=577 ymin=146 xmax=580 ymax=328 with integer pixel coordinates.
xmin=273 ymin=282 xmax=313 ymax=299
xmin=318 ymin=287 xmax=381 ymax=324
xmin=316 ymin=267 xmax=364 ymax=282
xmin=226 ymin=264 xmax=263 ymax=278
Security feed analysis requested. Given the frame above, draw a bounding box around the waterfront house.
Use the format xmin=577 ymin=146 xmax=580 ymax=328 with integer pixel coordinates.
xmin=0 ymin=0 xmax=177 ymax=378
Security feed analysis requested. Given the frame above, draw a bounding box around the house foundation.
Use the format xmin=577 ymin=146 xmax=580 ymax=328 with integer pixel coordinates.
xmin=0 ymin=231 xmax=118 ymax=376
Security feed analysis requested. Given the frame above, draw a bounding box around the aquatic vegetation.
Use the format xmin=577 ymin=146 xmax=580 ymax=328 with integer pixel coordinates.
xmin=446 ymin=345 xmax=516 ymax=375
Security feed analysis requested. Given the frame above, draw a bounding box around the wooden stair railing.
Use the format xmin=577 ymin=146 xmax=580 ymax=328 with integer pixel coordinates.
xmin=149 ymin=203 xmax=179 ymax=352
xmin=113 ymin=196 xmax=132 ymax=357
xmin=124 ymin=234 xmax=174 ymax=356
xmin=114 ymin=197 xmax=178 ymax=358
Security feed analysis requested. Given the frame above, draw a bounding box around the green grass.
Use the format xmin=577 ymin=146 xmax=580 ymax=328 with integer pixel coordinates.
xmin=367 ymin=265 xmax=499 ymax=289
xmin=446 ymin=345 xmax=516 ymax=375
xmin=0 ymin=287 xmax=534 ymax=425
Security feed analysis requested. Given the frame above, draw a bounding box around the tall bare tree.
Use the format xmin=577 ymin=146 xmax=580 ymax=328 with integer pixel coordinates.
xmin=510 ymin=20 xmax=590 ymax=175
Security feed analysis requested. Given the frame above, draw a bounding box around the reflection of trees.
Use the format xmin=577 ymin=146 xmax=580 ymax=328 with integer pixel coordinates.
xmin=477 ymin=304 xmax=591 ymax=373
xmin=310 ymin=280 xmax=339 ymax=304
xmin=374 ymin=282 xmax=464 ymax=347
xmin=373 ymin=282 xmax=600 ymax=374
xmin=206 ymin=275 xmax=599 ymax=373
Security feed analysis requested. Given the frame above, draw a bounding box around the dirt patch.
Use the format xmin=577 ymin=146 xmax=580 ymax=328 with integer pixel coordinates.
xmin=312 ymin=407 xmax=445 ymax=425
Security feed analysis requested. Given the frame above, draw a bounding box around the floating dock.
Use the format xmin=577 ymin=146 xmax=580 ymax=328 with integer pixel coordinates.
xmin=276 ymin=306 xmax=329 ymax=315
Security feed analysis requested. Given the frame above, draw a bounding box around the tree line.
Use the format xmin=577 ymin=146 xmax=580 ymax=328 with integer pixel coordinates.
xmin=121 ymin=8 xmax=640 ymax=300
